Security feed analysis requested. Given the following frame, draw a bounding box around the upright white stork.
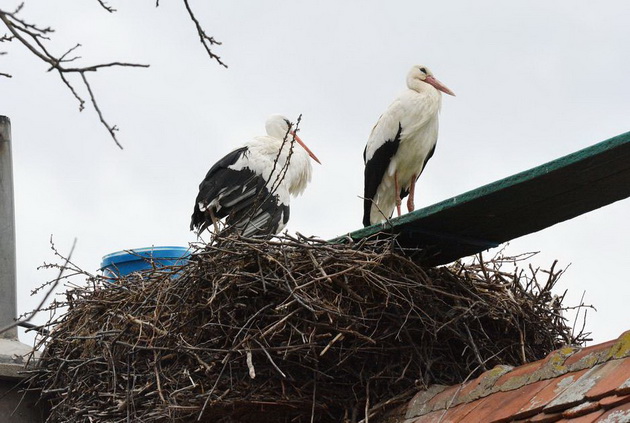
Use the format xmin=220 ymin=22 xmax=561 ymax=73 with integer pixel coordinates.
xmin=363 ymin=65 xmax=455 ymax=227
xmin=191 ymin=115 xmax=320 ymax=238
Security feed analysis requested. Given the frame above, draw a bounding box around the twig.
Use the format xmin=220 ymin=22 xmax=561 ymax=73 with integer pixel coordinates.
xmin=182 ymin=0 xmax=227 ymax=68
xmin=0 ymin=237 xmax=76 ymax=336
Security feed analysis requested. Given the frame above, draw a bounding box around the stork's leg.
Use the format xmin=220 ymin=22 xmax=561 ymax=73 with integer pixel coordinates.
xmin=209 ymin=209 xmax=220 ymax=235
xmin=407 ymin=173 xmax=417 ymax=212
xmin=394 ymin=171 xmax=402 ymax=217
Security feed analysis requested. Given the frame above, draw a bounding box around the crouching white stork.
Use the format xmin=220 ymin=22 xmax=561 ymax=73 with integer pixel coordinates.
xmin=363 ymin=65 xmax=455 ymax=227
xmin=191 ymin=115 xmax=320 ymax=238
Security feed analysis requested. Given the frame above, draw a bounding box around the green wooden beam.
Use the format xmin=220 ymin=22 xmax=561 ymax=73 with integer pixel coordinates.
xmin=332 ymin=130 xmax=630 ymax=266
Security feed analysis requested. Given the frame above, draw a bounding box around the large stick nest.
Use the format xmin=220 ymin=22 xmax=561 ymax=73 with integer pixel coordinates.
xmin=27 ymin=235 xmax=586 ymax=422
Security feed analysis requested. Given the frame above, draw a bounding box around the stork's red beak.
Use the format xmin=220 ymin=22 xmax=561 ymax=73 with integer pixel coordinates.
xmin=291 ymin=131 xmax=321 ymax=164
xmin=425 ymin=75 xmax=456 ymax=97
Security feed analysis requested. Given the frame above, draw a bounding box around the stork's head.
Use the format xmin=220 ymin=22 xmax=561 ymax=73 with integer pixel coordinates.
xmin=265 ymin=114 xmax=321 ymax=164
xmin=407 ymin=65 xmax=455 ymax=96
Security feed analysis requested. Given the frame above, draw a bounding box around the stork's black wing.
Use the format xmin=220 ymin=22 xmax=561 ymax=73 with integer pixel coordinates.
xmin=190 ymin=147 xmax=289 ymax=237
xmin=191 ymin=147 xmax=257 ymax=231
xmin=363 ymin=123 xmax=403 ymax=227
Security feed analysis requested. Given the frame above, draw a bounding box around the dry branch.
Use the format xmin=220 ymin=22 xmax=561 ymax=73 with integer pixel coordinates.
xmin=0 ymin=1 xmax=226 ymax=147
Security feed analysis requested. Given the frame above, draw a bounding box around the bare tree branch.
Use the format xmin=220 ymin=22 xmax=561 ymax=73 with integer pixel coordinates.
xmin=0 ymin=1 xmax=227 ymax=147
xmin=80 ymin=72 xmax=122 ymax=148
xmin=183 ymin=0 xmax=227 ymax=68
xmin=97 ymin=0 xmax=117 ymax=13
xmin=0 ymin=5 xmax=148 ymax=148
xmin=1 ymin=34 xmax=12 ymax=77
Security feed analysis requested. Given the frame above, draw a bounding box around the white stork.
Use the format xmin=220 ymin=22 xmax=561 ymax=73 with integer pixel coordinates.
xmin=191 ymin=115 xmax=320 ymax=237
xmin=363 ymin=65 xmax=455 ymax=227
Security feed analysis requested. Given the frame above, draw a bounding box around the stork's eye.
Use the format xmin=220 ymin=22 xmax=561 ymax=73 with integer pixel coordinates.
xmin=284 ymin=119 xmax=291 ymax=126
xmin=419 ymin=67 xmax=427 ymax=73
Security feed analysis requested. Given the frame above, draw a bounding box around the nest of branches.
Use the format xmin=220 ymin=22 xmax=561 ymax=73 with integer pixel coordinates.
xmin=27 ymin=235 xmax=587 ymax=423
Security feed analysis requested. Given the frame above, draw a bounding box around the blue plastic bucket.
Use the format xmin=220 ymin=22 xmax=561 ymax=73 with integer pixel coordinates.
xmin=100 ymin=246 xmax=191 ymax=278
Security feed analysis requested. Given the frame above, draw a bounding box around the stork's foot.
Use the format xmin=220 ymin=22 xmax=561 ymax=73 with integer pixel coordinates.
xmin=396 ymin=200 xmax=402 ymax=217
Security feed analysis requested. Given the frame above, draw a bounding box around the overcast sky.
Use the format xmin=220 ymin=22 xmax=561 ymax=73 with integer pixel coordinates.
xmin=3 ymin=0 xmax=629 ymax=346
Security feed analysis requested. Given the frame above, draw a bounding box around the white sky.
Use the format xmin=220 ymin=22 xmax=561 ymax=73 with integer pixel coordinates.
xmin=2 ymin=0 xmax=629 ymax=346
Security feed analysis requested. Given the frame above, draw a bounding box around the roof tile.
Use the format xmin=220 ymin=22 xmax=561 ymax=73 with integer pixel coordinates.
xmin=422 ymin=384 xmax=465 ymax=412
xmin=434 ymin=399 xmax=484 ymax=423
xmin=484 ymin=379 xmax=554 ymax=422
xmin=618 ymin=376 xmax=630 ymax=396
xmin=409 ymin=403 xmax=482 ymax=423
xmin=557 ymin=409 xmax=606 ymax=422
xmin=597 ymin=393 xmax=630 ymax=409
xmin=404 ymin=385 xmax=448 ymax=418
xmin=595 ymin=399 xmax=630 ymax=422
xmin=526 ymin=410 xmax=563 ymax=422
xmin=517 ymin=369 xmax=590 ymax=416
xmin=585 ymin=358 xmax=630 ymax=400
xmin=545 ymin=366 xmax=605 ymax=412
xmin=563 ymin=341 xmax=618 ymax=369
xmin=561 ymin=401 xmax=601 ymax=418
xmin=607 ymin=330 xmax=630 ymax=360
xmin=411 ymin=410 xmax=446 ymax=423
xmin=495 ymin=360 xmax=548 ymax=392
xmin=451 ymin=388 xmax=514 ymax=423
xmin=456 ymin=365 xmax=513 ymax=401
xmin=529 ymin=347 xmax=580 ymax=382
xmin=412 ymin=404 xmax=460 ymax=423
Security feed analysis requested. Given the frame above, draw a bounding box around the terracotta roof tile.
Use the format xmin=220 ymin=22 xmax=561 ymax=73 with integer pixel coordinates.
xmin=454 ymin=389 xmax=515 ymax=422
xmin=422 ymin=384 xmax=464 ymax=412
xmin=517 ymin=369 xmax=590 ymax=416
xmin=607 ymin=330 xmax=630 ymax=360
xmin=404 ymin=385 xmax=448 ymax=418
xmin=597 ymin=393 xmax=630 ymax=409
xmin=495 ymin=360 xmax=549 ymax=391
xmin=562 ymin=401 xmax=601 ymax=418
xmin=526 ymin=410 xmax=563 ymax=422
xmin=585 ymin=359 xmax=630 ymax=400
xmin=563 ymin=341 xmax=618 ymax=369
xmin=483 ymin=379 xmax=554 ymax=422
xmin=410 ymin=410 xmax=445 ymax=423
xmin=556 ymin=409 xmax=606 ymax=422
xmin=453 ymin=365 xmax=513 ymax=404
xmin=407 ymin=390 xmax=486 ymax=422
xmin=434 ymin=400 xmax=484 ymax=423
xmin=544 ymin=366 xmax=605 ymax=412
xmin=618 ymin=376 xmax=630 ymax=396
xmin=386 ymin=331 xmax=630 ymax=423
xmin=411 ymin=407 xmax=471 ymax=423
xmin=595 ymin=399 xmax=630 ymax=422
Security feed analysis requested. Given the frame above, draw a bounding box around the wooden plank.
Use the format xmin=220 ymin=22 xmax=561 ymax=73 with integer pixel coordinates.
xmin=332 ymin=130 xmax=630 ymax=266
